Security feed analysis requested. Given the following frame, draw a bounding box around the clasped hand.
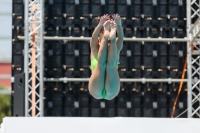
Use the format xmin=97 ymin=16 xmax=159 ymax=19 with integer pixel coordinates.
xmin=99 ymin=14 xmax=121 ymax=26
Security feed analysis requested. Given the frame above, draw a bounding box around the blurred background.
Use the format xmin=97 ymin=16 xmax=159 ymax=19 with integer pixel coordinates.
xmin=0 ymin=0 xmax=12 ymax=123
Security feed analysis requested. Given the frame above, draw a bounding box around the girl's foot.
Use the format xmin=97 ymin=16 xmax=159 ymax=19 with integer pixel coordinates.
xmin=109 ymin=21 xmax=117 ymax=40
xmin=103 ymin=20 xmax=111 ymax=38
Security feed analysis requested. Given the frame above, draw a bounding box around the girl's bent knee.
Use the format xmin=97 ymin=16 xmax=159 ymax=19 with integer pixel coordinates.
xmin=89 ymin=90 xmax=102 ymax=99
xmin=106 ymin=94 xmax=117 ymax=100
xmin=106 ymin=89 xmax=120 ymax=100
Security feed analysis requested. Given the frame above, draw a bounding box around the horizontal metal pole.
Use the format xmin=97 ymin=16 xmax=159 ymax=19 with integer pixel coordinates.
xmin=0 ymin=90 xmax=11 ymax=95
xmin=0 ymin=36 xmax=12 ymax=39
xmin=18 ymin=36 xmax=190 ymax=42
xmin=0 ymin=12 xmax=11 ymax=15
xmin=0 ymin=74 xmax=11 ymax=79
xmin=28 ymin=21 xmax=42 ymax=24
xmin=44 ymin=78 xmax=188 ymax=83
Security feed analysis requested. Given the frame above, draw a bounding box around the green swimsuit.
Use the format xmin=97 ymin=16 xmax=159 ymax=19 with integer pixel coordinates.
xmin=91 ymin=54 xmax=119 ymax=99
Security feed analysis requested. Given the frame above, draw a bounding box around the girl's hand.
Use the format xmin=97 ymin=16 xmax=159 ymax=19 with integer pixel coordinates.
xmin=103 ymin=20 xmax=111 ymax=37
xmin=109 ymin=20 xmax=117 ymax=39
xmin=112 ymin=14 xmax=121 ymax=25
xmin=99 ymin=14 xmax=109 ymax=26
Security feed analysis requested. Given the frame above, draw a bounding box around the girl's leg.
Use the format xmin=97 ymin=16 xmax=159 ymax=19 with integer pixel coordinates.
xmin=105 ymin=22 xmax=120 ymax=100
xmin=88 ymin=22 xmax=110 ymax=99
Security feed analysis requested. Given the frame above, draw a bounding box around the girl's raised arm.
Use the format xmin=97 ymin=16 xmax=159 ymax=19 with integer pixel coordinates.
xmin=112 ymin=14 xmax=124 ymax=53
xmin=90 ymin=14 xmax=109 ymax=53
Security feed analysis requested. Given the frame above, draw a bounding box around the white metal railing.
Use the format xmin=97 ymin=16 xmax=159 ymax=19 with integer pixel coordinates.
xmin=0 ymin=74 xmax=11 ymax=79
xmin=0 ymin=12 xmax=11 ymax=15
xmin=0 ymin=90 xmax=11 ymax=95
xmin=44 ymin=77 xmax=188 ymax=83
xmin=18 ymin=36 xmax=189 ymax=42
xmin=0 ymin=36 xmax=11 ymax=39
